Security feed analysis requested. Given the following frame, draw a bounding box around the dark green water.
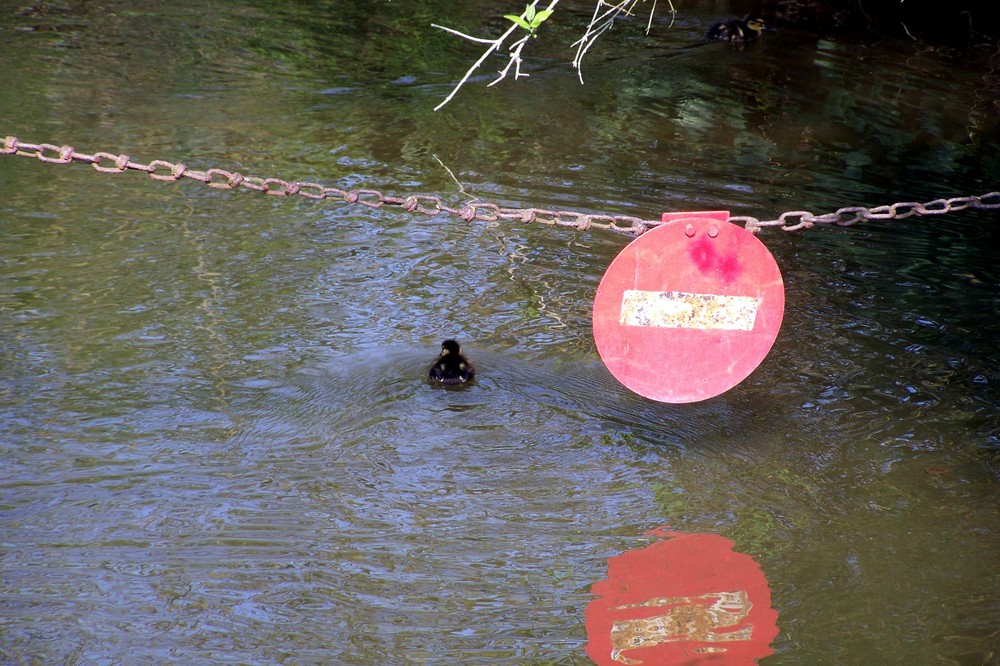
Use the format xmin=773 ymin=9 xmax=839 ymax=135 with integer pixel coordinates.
xmin=2 ymin=1 xmax=999 ymax=663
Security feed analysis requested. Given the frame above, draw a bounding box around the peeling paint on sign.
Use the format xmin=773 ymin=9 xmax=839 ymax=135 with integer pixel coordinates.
xmin=620 ymin=289 xmax=760 ymax=331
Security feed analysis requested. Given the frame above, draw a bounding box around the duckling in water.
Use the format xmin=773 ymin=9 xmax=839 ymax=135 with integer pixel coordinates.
xmin=429 ymin=339 xmax=475 ymax=385
xmin=706 ymin=14 xmax=774 ymax=45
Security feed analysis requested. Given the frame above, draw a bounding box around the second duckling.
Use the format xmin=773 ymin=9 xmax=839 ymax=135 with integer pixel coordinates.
xmin=706 ymin=14 xmax=775 ymax=45
xmin=429 ymin=339 xmax=475 ymax=386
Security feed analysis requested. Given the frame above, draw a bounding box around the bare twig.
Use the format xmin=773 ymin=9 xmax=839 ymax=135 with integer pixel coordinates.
xmin=432 ymin=154 xmax=478 ymax=203
xmin=431 ymin=20 xmax=520 ymax=111
xmin=571 ymin=0 xmax=671 ymax=83
xmin=431 ymin=24 xmax=499 ymax=45
xmin=658 ymin=0 xmax=677 ymax=31
xmin=572 ymin=0 xmax=632 ymax=83
xmin=490 ymin=33 xmax=533 ymax=87
xmin=434 ymin=0 xmax=668 ymax=108
xmin=433 ymin=0 xmax=560 ymax=111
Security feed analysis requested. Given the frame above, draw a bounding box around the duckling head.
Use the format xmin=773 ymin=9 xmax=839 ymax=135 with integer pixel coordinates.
xmin=440 ymin=339 xmax=461 ymax=356
xmin=744 ymin=15 xmax=776 ymax=35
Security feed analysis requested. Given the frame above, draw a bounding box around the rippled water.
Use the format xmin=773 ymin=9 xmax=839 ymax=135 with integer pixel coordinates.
xmin=2 ymin=1 xmax=999 ymax=664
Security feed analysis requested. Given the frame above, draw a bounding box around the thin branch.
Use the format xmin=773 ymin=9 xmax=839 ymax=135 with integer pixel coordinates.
xmin=571 ymin=0 xmax=643 ymax=83
xmin=431 ymin=24 xmax=500 ymax=45
xmin=432 ymin=20 xmax=521 ymax=111
xmin=489 ymin=34 xmax=533 ymax=87
xmin=433 ymin=0 xmax=560 ymax=111
xmin=432 ymin=154 xmax=478 ymax=203
xmin=655 ymin=1 xmax=678 ymax=32
xmin=434 ymin=0 xmax=665 ymax=108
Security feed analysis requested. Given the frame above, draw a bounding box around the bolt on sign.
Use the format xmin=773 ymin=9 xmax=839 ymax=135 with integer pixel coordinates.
xmin=593 ymin=211 xmax=785 ymax=403
xmin=585 ymin=527 xmax=779 ymax=664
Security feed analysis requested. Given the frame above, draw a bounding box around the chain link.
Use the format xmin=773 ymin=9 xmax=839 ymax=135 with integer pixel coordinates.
xmin=730 ymin=193 xmax=1000 ymax=233
xmin=4 ymin=136 xmax=997 ymax=237
xmin=0 ymin=136 xmax=659 ymax=237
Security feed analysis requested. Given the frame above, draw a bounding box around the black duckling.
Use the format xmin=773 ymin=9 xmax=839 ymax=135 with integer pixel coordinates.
xmin=706 ymin=14 xmax=775 ymax=44
xmin=429 ymin=339 xmax=475 ymax=385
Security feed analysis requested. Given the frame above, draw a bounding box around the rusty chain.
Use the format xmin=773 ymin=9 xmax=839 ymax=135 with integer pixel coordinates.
xmin=731 ymin=194 xmax=1000 ymax=232
xmin=4 ymin=136 xmax=998 ymax=237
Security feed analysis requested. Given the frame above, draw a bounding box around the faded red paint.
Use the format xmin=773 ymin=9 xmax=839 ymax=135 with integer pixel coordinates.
xmin=592 ymin=212 xmax=784 ymax=403
xmin=585 ymin=527 xmax=779 ymax=665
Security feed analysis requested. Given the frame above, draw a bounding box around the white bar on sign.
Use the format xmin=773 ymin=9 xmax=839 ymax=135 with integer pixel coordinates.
xmin=620 ymin=289 xmax=760 ymax=331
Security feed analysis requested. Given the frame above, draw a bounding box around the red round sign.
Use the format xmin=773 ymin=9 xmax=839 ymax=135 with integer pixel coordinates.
xmin=585 ymin=527 xmax=780 ymax=665
xmin=593 ymin=212 xmax=784 ymax=403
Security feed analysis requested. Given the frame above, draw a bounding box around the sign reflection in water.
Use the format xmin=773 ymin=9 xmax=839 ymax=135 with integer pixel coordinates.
xmin=586 ymin=527 xmax=779 ymax=665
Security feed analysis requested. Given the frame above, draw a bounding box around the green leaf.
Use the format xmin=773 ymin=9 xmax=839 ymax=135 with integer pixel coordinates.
xmin=525 ymin=4 xmax=536 ymax=22
xmin=532 ymin=9 xmax=554 ymax=26
xmin=504 ymin=14 xmax=531 ymax=30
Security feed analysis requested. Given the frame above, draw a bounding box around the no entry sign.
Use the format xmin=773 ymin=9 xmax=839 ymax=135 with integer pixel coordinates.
xmin=593 ymin=212 xmax=784 ymax=403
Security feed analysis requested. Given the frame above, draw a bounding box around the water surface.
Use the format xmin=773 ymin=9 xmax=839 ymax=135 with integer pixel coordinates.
xmin=2 ymin=1 xmax=999 ymax=663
